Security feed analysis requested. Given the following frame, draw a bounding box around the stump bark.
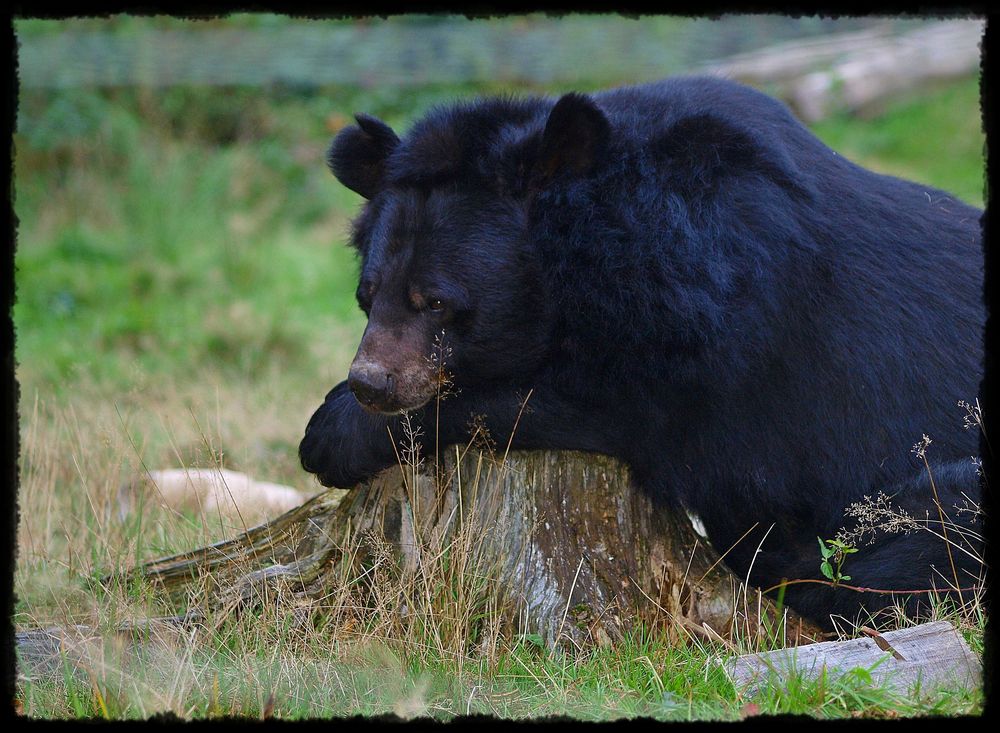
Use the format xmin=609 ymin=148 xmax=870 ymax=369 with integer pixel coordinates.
xmin=133 ymin=448 xmax=823 ymax=647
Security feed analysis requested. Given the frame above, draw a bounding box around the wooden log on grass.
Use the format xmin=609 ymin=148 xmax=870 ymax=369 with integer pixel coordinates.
xmin=723 ymin=620 xmax=981 ymax=695
xmin=126 ymin=448 xmax=824 ymax=648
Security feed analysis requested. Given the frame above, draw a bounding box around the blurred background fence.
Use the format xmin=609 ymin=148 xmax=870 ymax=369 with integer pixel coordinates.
xmin=17 ymin=15 xmax=915 ymax=88
xmin=18 ymin=15 xmax=982 ymax=117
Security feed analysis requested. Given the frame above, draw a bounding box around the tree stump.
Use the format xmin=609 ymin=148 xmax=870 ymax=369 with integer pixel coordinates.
xmin=132 ymin=448 xmax=823 ymax=648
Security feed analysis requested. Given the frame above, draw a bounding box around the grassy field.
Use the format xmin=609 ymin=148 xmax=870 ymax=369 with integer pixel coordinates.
xmin=13 ymin=62 xmax=985 ymax=720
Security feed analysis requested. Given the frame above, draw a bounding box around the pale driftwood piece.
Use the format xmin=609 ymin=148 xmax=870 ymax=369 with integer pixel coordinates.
xmin=704 ymin=19 xmax=983 ymax=122
xmin=132 ymin=448 xmax=824 ymax=647
xmin=723 ymin=620 xmax=981 ymax=696
xmin=117 ymin=467 xmax=313 ymax=522
xmin=704 ymin=25 xmax=897 ymax=83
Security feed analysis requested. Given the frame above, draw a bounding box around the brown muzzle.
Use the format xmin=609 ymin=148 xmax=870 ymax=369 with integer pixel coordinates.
xmin=347 ymin=325 xmax=437 ymax=413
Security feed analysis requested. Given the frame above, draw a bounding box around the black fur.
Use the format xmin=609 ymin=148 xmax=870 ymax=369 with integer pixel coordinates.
xmin=301 ymin=76 xmax=984 ymax=627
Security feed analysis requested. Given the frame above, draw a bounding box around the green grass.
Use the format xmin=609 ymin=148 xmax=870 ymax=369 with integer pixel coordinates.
xmin=14 ymin=88 xmax=365 ymax=390
xmin=17 ymin=622 xmax=982 ymax=720
xmin=13 ymin=72 xmax=984 ymax=719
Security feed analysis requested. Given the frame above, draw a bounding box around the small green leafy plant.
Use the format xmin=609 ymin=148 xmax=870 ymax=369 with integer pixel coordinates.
xmin=818 ymin=537 xmax=858 ymax=585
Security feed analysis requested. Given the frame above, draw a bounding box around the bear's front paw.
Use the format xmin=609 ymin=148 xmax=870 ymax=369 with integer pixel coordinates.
xmin=299 ymin=382 xmax=394 ymax=488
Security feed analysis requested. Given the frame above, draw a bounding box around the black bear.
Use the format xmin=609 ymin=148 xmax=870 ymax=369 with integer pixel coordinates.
xmin=300 ymin=76 xmax=984 ymax=626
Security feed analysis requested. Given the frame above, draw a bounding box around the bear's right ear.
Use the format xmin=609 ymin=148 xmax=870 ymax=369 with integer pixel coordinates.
xmin=326 ymin=114 xmax=400 ymax=199
xmin=533 ymin=92 xmax=610 ymax=185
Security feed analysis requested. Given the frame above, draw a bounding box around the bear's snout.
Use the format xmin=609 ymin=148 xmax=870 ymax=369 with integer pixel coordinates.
xmin=348 ymin=361 xmax=396 ymax=412
xmin=348 ymin=357 xmax=436 ymax=414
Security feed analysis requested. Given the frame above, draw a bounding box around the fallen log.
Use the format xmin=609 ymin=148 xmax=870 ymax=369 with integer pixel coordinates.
xmin=704 ymin=19 xmax=983 ymax=122
xmin=16 ymin=616 xmax=193 ymax=682
xmin=723 ymin=619 xmax=981 ymax=696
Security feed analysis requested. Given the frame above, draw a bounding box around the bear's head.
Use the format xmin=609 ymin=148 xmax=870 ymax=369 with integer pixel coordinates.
xmin=326 ymin=93 xmax=610 ymax=414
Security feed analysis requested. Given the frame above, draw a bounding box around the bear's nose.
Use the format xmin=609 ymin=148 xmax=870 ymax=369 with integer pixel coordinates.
xmin=348 ymin=365 xmax=395 ymax=411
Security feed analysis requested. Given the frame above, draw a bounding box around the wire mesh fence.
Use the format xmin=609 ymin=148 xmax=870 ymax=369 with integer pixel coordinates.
xmin=16 ymin=14 xmax=960 ymax=91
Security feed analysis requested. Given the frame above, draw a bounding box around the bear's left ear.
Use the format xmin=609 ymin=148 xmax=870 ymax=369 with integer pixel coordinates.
xmin=534 ymin=92 xmax=610 ymax=184
xmin=327 ymin=114 xmax=400 ymax=199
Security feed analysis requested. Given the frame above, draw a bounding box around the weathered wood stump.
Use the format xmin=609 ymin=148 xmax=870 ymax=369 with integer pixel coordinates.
xmin=133 ymin=448 xmax=823 ymax=647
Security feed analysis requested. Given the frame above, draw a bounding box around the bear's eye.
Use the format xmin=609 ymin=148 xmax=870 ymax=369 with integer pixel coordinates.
xmin=428 ymin=298 xmax=445 ymax=312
